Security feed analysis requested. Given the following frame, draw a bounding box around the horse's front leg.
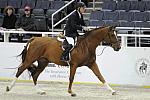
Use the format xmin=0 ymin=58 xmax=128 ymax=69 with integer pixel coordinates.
xmin=68 ymin=64 xmax=77 ymax=97
xmin=89 ymin=62 xmax=117 ymax=95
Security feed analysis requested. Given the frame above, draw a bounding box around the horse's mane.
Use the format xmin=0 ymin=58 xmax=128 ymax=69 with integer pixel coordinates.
xmin=83 ymin=26 xmax=106 ymax=38
xmin=78 ymin=26 xmax=106 ymax=42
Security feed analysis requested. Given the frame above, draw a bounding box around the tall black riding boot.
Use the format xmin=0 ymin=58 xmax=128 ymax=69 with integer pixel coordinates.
xmin=60 ymin=44 xmax=73 ymax=61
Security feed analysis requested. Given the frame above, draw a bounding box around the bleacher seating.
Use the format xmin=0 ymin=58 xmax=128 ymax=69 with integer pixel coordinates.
xmin=34 ymin=16 xmax=47 ymax=31
xmin=0 ymin=0 xmax=7 ymax=9
xmin=21 ymin=0 xmax=36 ymax=9
xmin=35 ymin=0 xmax=50 ymax=10
xmin=50 ymin=1 xmax=65 ymax=10
xmin=0 ymin=0 xmax=67 ymax=42
xmin=119 ymin=11 xmax=133 ymax=22
xmin=0 ymin=0 xmax=150 ymax=46
xmin=116 ymin=1 xmax=130 ymax=12
xmin=144 ymin=1 xmax=150 ymax=12
xmin=7 ymin=0 xmax=22 ymax=9
xmin=101 ymin=1 xmax=116 ymax=11
xmin=89 ymin=0 xmax=150 ymax=47
xmin=32 ymin=9 xmax=45 ymax=16
xmin=90 ymin=0 xmax=150 ymax=28
xmin=17 ymin=9 xmax=25 ymax=16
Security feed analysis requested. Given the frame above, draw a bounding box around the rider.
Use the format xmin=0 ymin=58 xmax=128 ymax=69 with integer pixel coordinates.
xmin=60 ymin=2 xmax=89 ymax=61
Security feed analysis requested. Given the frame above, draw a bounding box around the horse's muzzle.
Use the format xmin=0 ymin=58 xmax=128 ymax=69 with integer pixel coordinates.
xmin=114 ymin=47 xmax=120 ymax=51
xmin=112 ymin=43 xmax=121 ymax=51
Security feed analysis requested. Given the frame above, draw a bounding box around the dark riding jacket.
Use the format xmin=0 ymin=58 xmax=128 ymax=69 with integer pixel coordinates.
xmin=65 ymin=10 xmax=86 ymax=38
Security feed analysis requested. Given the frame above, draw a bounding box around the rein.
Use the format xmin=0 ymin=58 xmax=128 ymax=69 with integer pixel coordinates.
xmin=97 ymin=46 xmax=107 ymax=56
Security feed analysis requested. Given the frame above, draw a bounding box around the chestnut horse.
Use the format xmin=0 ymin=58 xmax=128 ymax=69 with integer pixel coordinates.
xmin=6 ymin=26 xmax=121 ymax=96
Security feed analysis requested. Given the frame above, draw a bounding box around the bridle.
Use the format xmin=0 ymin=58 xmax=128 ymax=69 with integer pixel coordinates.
xmin=106 ymin=29 xmax=119 ymax=47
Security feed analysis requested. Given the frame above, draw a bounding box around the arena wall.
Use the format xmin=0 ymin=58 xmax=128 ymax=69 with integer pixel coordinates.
xmin=0 ymin=42 xmax=150 ymax=86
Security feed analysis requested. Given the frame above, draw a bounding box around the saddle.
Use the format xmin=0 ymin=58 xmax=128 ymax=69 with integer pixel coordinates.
xmin=57 ymin=33 xmax=69 ymax=50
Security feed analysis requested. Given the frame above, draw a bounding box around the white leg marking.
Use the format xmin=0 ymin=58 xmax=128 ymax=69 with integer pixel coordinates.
xmin=6 ymin=77 xmax=17 ymax=91
xmin=104 ymin=83 xmax=116 ymax=93
xmin=35 ymin=85 xmax=46 ymax=95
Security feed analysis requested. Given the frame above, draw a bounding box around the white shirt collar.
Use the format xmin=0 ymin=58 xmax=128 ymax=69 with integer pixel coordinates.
xmin=77 ymin=10 xmax=81 ymax=19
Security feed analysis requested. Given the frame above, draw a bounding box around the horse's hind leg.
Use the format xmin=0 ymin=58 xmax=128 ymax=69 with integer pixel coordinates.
xmin=89 ymin=62 xmax=116 ymax=95
xmin=29 ymin=58 xmax=49 ymax=95
xmin=6 ymin=62 xmax=32 ymax=92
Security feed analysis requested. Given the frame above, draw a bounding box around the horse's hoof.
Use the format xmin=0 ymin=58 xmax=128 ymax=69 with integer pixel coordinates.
xmin=6 ymin=86 xmax=10 ymax=92
xmin=112 ymin=91 xmax=117 ymax=95
xmin=71 ymin=93 xmax=76 ymax=97
xmin=37 ymin=91 xmax=46 ymax=95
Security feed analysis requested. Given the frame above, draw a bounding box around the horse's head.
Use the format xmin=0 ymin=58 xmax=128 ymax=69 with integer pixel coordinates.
xmin=103 ymin=26 xmax=121 ymax=51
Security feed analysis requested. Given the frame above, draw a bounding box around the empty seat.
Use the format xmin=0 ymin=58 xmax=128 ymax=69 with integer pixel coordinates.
xmin=119 ymin=11 xmax=133 ymax=22
xmin=104 ymin=20 xmax=119 ymax=26
xmin=17 ymin=9 xmax=24 ymax=16
xmin=135 ymin=22 xmax=150 ymax=28
xmin=133 ymin=12 xmax=148 ymax=22
xmin=144 ymin=1 xmax=150 ymax=12
xmin=103 ymin=11 xmax=119 ymax=21
xmin=34 ymin=16 xmax=47 ymax=31
xmin=21 ymin=0 xmax=36 ymax=9
xmin=129 ymin=1 xmax=139 ymax=12
xmin=116 ymin=1 xmax=130 ymax=12
xmin=8 ymin=0 xmax=21 ymax=9
xmin=129 ymin=1 xmax=145 ymax=12
xmin=90 ymin=10 xmax=103 ymax=20
xmin=35 ymin=0 xmax=50 ymax=9
xmin=119 ymin=21 xmax=135 ymax=27
xmin=46 ymin=9 xmax=60 ymax=28
xmin=50 ymin=1 xmax=65 ymax=10
xmin=89 ymin=20 xmax=105 ymax=27
xmin=32 ymin=9 xmax=45 ymax=16
xmin=0 ymin=0 xmax=8 ymax=9
xmin=138 ymin=1 xmax=146 ymax=12
xmin=101 ymin=1 xmax=116 ymax=11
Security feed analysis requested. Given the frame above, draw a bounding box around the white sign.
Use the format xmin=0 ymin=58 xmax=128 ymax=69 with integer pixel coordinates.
xmin=0 ymin=43 xmax=150 ymax=86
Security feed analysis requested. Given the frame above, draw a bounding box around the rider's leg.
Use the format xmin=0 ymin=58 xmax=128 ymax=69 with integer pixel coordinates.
xmin=61 ymin=44 xmax=73 ymax=61
xmin=61 ymin=37 xmax=74 ymax=61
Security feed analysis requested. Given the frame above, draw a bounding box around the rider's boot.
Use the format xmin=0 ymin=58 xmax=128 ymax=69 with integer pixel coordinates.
xmin=60 ymin=44 xmax=73 ymax=61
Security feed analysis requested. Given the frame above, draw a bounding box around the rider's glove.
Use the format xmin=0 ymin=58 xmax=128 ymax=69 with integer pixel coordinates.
xmin=82 ymin=26 xmax=89 ymax=31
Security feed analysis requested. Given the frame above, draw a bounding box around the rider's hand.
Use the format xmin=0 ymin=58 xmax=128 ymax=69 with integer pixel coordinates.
xmin=82 ymin=26 xmax=89 ymax=31
xmin=17 ymin=28 xmax=24 ymax=31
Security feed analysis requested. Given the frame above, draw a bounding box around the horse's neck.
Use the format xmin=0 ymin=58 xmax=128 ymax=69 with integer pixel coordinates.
xmin=75 ymin=28 xmax=107 ymax=54
xmin=85 ymin=29 xmax=106 ymax=49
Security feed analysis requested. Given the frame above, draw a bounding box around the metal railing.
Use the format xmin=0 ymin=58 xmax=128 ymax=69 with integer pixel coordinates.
xmin=1 ymin=27 xmax=150 ymax=47
xmin=51 ymin=0 xmax=76 ymax=32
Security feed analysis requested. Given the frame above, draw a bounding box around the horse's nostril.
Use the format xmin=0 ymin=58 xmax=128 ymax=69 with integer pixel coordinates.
xmin=117 ymin=47 xmax=121 ymax=51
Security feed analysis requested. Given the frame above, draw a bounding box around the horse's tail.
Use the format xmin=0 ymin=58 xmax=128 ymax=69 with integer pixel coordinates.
xmin=18 ymin=37 xmax=35 ymax=63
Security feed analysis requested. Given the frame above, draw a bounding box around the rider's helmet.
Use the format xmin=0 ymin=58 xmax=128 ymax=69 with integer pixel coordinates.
xmin=76 ymin=2 xmax=86 ymax=10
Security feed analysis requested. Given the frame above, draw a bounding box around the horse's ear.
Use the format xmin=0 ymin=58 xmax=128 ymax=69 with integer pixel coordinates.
xmin=109 ymin=25 xmax=117 ymax=30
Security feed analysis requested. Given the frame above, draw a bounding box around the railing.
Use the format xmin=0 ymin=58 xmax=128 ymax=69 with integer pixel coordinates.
xmin=1 ymin=27 xmax=150 ymax=47
xmin=52 ymin=0 xmax=76 ymax=32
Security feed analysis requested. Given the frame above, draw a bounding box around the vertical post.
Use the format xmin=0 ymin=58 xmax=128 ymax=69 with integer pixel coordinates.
xmin=4 ymin=32 xmax=9 ymax=42
xmin=52 ymin=14 xmax=54 ymax=32
xmin=121 ymin=35 xmax=127 ymax=47
xmin=93 ymin=0 xmax=95 ymax=11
